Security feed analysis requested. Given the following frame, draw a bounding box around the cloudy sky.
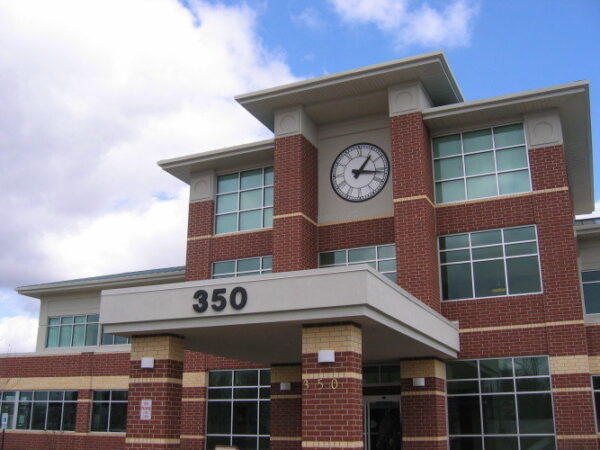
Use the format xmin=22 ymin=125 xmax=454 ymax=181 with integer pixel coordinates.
xmin=1 ymin=0 xmax=599 ymax=352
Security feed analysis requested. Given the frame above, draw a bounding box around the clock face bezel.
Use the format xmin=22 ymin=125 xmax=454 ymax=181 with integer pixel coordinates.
xmin=329 ymin=142 xmax=390 ymax=203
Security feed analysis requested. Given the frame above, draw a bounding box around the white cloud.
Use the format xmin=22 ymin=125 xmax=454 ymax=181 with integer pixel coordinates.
xmin=0 ymin=316 xmax=38 ymax=354
xmin=0 ymin=0 xmax=297 ymax=299
xmin=328 ymin=0 xmax=479 ymax=48
xmin=292 ymin=7 xmax=325 ymax=30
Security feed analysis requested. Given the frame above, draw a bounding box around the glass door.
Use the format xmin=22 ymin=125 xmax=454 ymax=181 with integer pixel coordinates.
xmin=363 ymin=395 xmax=401 ymax=450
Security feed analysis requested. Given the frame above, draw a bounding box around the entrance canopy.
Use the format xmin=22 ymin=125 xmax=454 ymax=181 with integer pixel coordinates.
xmin=100 ymin=266 xmax=459 ymax=364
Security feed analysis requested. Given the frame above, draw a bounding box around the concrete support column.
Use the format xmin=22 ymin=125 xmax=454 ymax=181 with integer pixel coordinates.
xmin=301 ymin=323 xmax=363 ymax=450
xmin=125 ymin=335 xmax=184 ymax=450
xmin=270 ymin=365 xmax=302 ymax=450
xmin=389 ymin=111 xmax=440 ymax=312
xmin=272 ymin=107 xmax=319 ymax=273
xmin=400 ymin=359 xmax=448 ymax=450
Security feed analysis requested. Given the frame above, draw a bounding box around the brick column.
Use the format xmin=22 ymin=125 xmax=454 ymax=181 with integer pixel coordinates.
xmin=399 ymin=359 xmax=448 ymax=450
xmin=273 ymin=134 xmax=318 ymax=272
xmin=389 ymin=112 xmax=440 ymax=312
xmin=125 ymin=335 xmax=184 ymax=450
xmin=180 ymin=351 xmax=207 ymax=450
xmin=301 ymin=323 xmax=363 ymax=450
xmin=185 ymin=200 xmax=214 ymax=281
xmin=270 ymin=365 xmax=302 ymax=450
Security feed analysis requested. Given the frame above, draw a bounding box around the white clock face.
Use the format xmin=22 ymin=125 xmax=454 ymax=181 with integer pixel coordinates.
xmin=330 ymin=143 xmax=390 ymax=202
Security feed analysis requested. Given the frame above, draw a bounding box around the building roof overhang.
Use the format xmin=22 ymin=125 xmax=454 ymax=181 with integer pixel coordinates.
xmin=423 ymin=81 xmax=594 ymax=214
xmin=101 ymin=266 xmax=460 ymax=364
xmin=16 ymin=266 xmax=186 ymax=298
xmin=236 ymin=51 xmax=463 ymax=131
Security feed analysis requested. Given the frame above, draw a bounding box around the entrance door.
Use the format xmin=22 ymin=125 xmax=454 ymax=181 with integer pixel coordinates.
xmin=363 ymin=395 xmax=402 ymax=450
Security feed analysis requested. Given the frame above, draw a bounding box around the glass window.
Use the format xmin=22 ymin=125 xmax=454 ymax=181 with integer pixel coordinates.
xmin=206 ymin=369 xmax=270 ymax=449
xmin=212 ymin=256 xmax=273 ymax=279
xmin=0 ymin=390 xmax=77 ymax=431
xmin=594 ymin=376 xmax=600 ymax=431
xmin=582 ymin=271 xmax=600 ymax=314
xmin=101 ymin=328 xmax=131 ymax=346
xmin=319 ymin=244 xmax=396 ymax=283
xmin=447 ymin=357 xmax=555 ymax=449
xmin=362 ymin=365 xmax=401 ymax=385
xmin=91 ymin=390 xmax=128 ymax=432
xmin=433 ymin=124 xmax=531 ymax=204
xmin=47 ymin=314 xmax=100 ymax=348
xmin=440 ymin=226 xmax=542 ymax=301
xmin=215 ymin=167 xmax=274 ymax=234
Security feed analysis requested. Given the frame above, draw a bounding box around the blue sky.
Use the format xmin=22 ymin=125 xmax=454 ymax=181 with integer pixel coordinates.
xmin=0 ymin=0 xmax=599 ymax=351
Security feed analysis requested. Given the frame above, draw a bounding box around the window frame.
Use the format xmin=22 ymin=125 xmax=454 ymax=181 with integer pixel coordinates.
xmin=0 ymin=390 xmax=78 ymax=431
xmin=446 ymin=356 xmax=557 ymax=449
xmin=318 ymin=243 xmax=397 ymax=283
xmin=46 ymin=314 xmax=131 ymax=349
xmin=212 ymin=256 xmax=273 ymax=279
xmin=431 ymin=122 xmax=532 ymax=205
xmin=438 ymin=225 xmax=543 ymax=302
xmin=214 ymin=166 xmax=274 ymax=235
xmin=593 ymin=375 xmax=600 ymax=432
xmin=205 ymin=368 xmax=271 ymax=450
xmin=581 ymin=270 xmax=600 ymax=316
xmin=90 ymin=390 xmax=128 ymax=433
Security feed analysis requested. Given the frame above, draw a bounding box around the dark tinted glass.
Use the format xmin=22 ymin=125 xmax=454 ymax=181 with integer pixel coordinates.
xmin=232 ymin=436 xmax=258 ymax=450
xmin=235 ymin=370 xmax=259 ymax=386
xmin=517 ymin=393 xmax=554 ymax=434
xmin=447 ymin=360 xmax=478 ymax=379
xmin=448 ymin=396 xmax=481 ymax=434
xmin=206 ymin=402 xmax=231 ymax=434
xmin=483 ymin=436 xmax=518 ymax=450
xmin=91 ymin=402 xmax=109 ymax=432
xmin=482 ymin=395 xmax=516 ymax=434
xmin=473 ymin=260 xmax=506 ymax=297
xmin=111 ymin=391 xmax=128 ymax=401
xmin=109 ymin=402 xmax=128 ymax=432
xmin=45 ymin=403 xmax=62 ymax=430
xmin=514 ymin=356 xmax=549 ymax=376
xmin=480 ymin=359 xmax=513 ymax=378
xmin=447 ymin=380 xmax=479 ymax=394
xmin=62 ymin=402 xmax=77 ymax=431
xmin=259 ymin=401 xmax=270 ymax=435
xmin=583 ymin=282 xmax=600 ymax=314
xmin=506 ymin=256 xmax=541 ymax=294
xmin=442 ymin=263 xmax=473 ymax=300
xmin=582 ymin=271 xmax=600 ymax=282
xmin=209 ymin=371 xmax=232 ymax=387
xmin=519 ymin=436 xmax=555 ymax=450
xmin=16 ymin=403 xmax=31 ymax=429
xmin=93 ymin=391 xmax=111 ymax=401
xmin=232 ymin=401 xmax=258 ymax=434
xmin=450 ymin=437 xmax=483 ymax=450
xmin=31 ymin=403 xmax=47 ymax=430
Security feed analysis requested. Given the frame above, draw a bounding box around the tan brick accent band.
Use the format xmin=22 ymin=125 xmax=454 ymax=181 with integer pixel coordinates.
xmin=302 ymin=441 xmax=363 ymax=448
xmin=126 ymin=437 xmax=181 ymax=444
xmin=0 ymin=375 xmax=129 ymax=390
xmin=181 ymin=397 xmax=206 ymax=402
xmin=460 ymin=320 xmax=583 ymax=333
xmin=273 ymin=212 xmax=318 ymax=227
xmin=130 ymin=335 xmax=184 ymax=361
xmin=393 ymin=195 xmax=435 ymax=208
xmin=400 ymin=359 xmax=445 ymax=379
xmin=183 ymin=371 xmax=207 ymax=387
xmin=5 ymin=430 xmax=124 ymax=437
xmin=180 ymin=434 xmax=204 ymax=439
xmin=302 ymin=324 xmax=362 ymax=354
xmin=589 ymin=356 xmax=600 ymax=374
xmin=401 ymin=390 xmax=446 ymax=397
xmin=271 ymin=394 xmax=302 ymax=399
xmin=550 ymin=355 xmax=590 ymax=375
xmin=302 ymin=371 xmax=362 ymax=381
xmin=129 ymin=377 xmax=183 ymax=384
xmin=556 ymin=435 xmax=598 ymax=440
xmin=212 ymin=227 xmax=272 ymax=238
xmin=271 ymin=365 xmax=301 ymax=383
xmin=403 ymin=436 xmax=448 ymax=442
xmin=272 ymin=436 xmax=302 ymax=441
xmin=187 ymin=234 xmax=212 ymax=241
xmin=552 ymin=387 xmax=592 ymax=393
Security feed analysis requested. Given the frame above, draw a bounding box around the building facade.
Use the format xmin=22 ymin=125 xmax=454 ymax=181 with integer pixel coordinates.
xmin=1 ymin=52 xmax=599 ymax=450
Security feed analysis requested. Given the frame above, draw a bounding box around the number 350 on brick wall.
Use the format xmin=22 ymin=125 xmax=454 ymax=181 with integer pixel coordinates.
xmin=303 ymin=378 xmax=339 ymax=390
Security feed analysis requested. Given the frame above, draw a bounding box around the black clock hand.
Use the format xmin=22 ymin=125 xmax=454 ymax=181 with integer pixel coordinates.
xmin=351 ymin=169 xmax=384 ymax=175
xmin=353 ymin=155 xmax=371 ymax=179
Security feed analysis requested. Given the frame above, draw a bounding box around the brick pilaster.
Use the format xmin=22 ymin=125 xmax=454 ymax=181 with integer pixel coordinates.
xmin=273 ymin=134 xmax=318 ymax=272
xmin=270 ymin=365 xmax=302 ymax=450
xmin=301 ymin=323 xmax=363 ymax=450
xmin=399 ymin=359 xmax=448 ymax=450
xmin=389 ymin=112 xmax=440 ymax=311
xmin=185 ymin=200 xmax=213 ymax=281
xmin=125 ymin=335 xmax=185 ymax=450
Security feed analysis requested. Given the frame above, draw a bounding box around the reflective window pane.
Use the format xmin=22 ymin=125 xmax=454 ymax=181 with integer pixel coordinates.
xmin=506 ymin=256 xmax=541 ymax=294
xmin=216 ymin=213 xmax=237 ymax=234
xmin=498 ymin=170 xmax=530 ymax=195
xmin=217 ymin=173 xmax=239 ymax=193
xmin=442 ymin=263 xmax=473 ymax=300
xmin=217 ymin=193 xmax=238 ymax=214
xmin=503 ymin=226 xmax=536 ymax=243
xmin=480 ymin=359 xmax=513 ymax=378
xmin=448 ymin=396 xmax=481 ymax=434
xmin=465 ymin=152 xmax=495 ymax=176
xmin=238 ymin=258 xmax=261 ymax=272
xmin=240 ymin=189 xmax=262 ymax=210
xmin=436 ymin=179 xmax=465 ymax=203
xmin=447 ymin=360 xmax=478 ymax=379
xmin=514 ymin=356 xmax=549 ymax=376
xmin=473 ymin=260 xmax=506 ymax=297
xmin=348 ymin=247 xmax=376 ymax=263
xmin=263 ymin=207 xmax=273 ymax=228
xmin=240 ymin=169 xmax=263 ymax=190
xmin=467 ymin=175 xmax=497 ymax=199
xmin=494 ymin=124 xmax=525 ymax=147
xmin=471 ymin=230 xmax=502 ymax=247
xmin=433 ymin=134 xmax=461 ymax=158
xmin=377 ymin=245 xmax=395 ymax=259
xmin=496 ymin=147 xmax=528 ymax=171
xmin=482 ymin=395 xmax=517 ymax=434
xmin=463 ymin=129 xmax=493 ymax=153
xmin=517 ymin=394 xmax=554 ymax=434
xmin=440 ymin=234 xmax=469 ymax=250
xmin=239 ymin=210 xmax=261 ymax=231
xmin=441 ymin=249 xmax=470 ymax=263
xmin=582 ymin=271 xmax=600 ymax=282
xmin=264 ymin=167 xmax=274 ymax=185
xmin=584 ymin=282 xmax=600 ymax=314
xmin=435 ymin=157 xmax=464 ymax=180
xmin=505 ymin=242 xmax=537 ymax=256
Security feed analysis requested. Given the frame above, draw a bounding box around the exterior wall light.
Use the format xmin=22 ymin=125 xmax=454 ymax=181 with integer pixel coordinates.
xmin=279 ymin=382 xmax=291 ymax=391
xmin=140 ymin=357 xmax=155 ymax=369
xmin=412 ymin=377 xmax=426 ymax=387
xmin=318 ymin=350 xmax=335 ymax=363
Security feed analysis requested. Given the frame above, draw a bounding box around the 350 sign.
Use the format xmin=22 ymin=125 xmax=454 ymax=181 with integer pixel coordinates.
xmin=192 ymin=287 xmax=248 ymax=313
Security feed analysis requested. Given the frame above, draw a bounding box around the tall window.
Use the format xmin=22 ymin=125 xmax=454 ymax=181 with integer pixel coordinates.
xmin=582 ymin=271 xmax=600 ymax=314
xmin=433 ymin=123 xmax=531 ymax=204
xmin=46 ymin=315 xmax=130 ymax=348
xmin=91 ymin=390 xmax=128 ymax=432
xmin=439 ymin=226 xmax=542 ymax=301
xmin=593 ymin=376 xmax=600 ymax=430
xmin=215 ymin=167 xmax=274 ymax=235
xmin=447 ymin=356 xmax=555 ymax=449
xmin=0 ymin=390 xmax=77 ymax=431
xmin=213 ymin=256 xmax=272 ymax=279
xmin=206 ymin=369 xmax=270 ymax=450
xmin=319 ymin=244 xmax=396 ymax=282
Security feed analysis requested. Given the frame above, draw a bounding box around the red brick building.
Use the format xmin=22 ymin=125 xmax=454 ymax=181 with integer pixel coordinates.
xmin=2 ymin=52 xmax=598 ymax=450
